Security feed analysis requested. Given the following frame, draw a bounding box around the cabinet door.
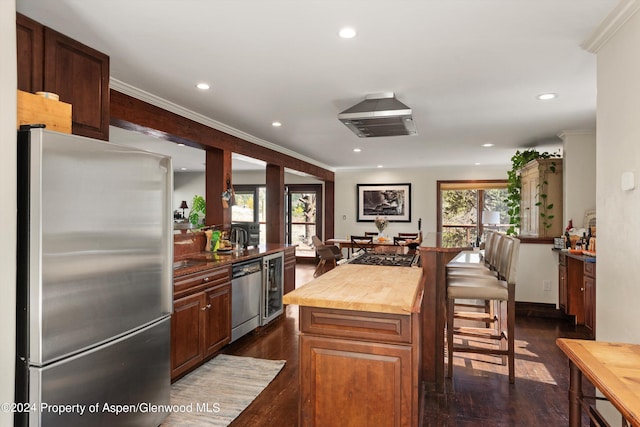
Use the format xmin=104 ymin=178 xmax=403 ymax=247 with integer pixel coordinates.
xmin=171 ymin=292 xmax=205 ymax=379
xmin=559 ymin=264 xmax=567 ymax=313
xmin=43 ymin=27 xmax=110 ymax=140
xmin=16 ymin=13 xmax=43 ymax=93
xmin=203 ymin=283 xmax=231 ymax=358
xmin=583 ymin=276 xmax=595 ymax=336
xmin=520 ymin=173 xmax=538 ymax=236
xmin=300 ymin=335 xmax=413 ymax=427
xmin=284 ymin=248 xmax=296 ymax=295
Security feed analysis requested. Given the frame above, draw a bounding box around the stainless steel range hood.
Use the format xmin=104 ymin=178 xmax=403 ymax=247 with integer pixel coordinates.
xmin=338 ymin=92 xmax=417 ymax=138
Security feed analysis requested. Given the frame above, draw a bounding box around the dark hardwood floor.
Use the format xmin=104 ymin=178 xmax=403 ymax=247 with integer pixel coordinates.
xmin=224 ymin=263 xmax=593 ymax=426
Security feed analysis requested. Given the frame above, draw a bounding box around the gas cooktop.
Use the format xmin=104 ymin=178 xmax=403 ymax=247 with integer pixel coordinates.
xmin=348 ymin=253 xmax=419 ymax=267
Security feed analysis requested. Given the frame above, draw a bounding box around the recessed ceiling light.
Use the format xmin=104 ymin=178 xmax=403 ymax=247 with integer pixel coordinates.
xmin=177 ymin=143 xmax=185 ymax=147
xmin=196 ymin=83 xmax=210 ymax=90
xmin=377 ymin=165 xmax=383 ymax=168
xmin=272 ymin=121 xmax=282 ymax=127
xmin=537 ymin=93 xmax=557 ymax=100
xmin=353 ymin=148 xmax=362 ymax=153
xmin=181 ymin=167 xmax=188 ymax=171
xmin=482 ymin=143 xmax=494 ymax=147
xmin=474 ymin=162 xmax=481 ymax=166
xmin=339 ymin=27 xmax=357 ymax=39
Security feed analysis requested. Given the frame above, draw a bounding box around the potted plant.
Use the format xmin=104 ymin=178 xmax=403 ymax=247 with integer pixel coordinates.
xmin=188 ymin=195 xmax=206 ymax=228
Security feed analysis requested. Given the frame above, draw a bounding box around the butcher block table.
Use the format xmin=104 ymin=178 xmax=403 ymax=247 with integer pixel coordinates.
xmin=556 ymin=338 xmax=640 ymax=427
xmin=284 ymin=263 xmax=424 ymax=427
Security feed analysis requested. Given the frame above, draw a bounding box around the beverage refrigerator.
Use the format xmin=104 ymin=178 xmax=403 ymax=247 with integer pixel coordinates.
xmin=15 ymin=127 xmax=173 ymax=427
xmin=261 ymin=252 xmax=284 ymax=325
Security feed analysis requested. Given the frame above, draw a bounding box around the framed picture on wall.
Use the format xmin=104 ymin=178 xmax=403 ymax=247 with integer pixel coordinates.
xmin=357 ymin=183 xmax=411 ymax=222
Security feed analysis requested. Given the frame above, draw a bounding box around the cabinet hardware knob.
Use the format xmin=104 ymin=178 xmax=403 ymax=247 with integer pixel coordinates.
xmin=580 ymin=288 xmax=584 ymax=291
xmin=203 ymin=277 xmax=210 ymax=282
xmin=201 ymin=306 xmax=208 ymax=311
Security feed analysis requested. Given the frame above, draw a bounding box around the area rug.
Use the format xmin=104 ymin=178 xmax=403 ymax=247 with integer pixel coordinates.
xmin=161 ymin=354 xmax=286 ymax=427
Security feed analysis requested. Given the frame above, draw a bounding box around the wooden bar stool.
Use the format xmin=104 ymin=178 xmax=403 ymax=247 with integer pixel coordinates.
xmin=446 ymin=235 xmax=520 ymax=383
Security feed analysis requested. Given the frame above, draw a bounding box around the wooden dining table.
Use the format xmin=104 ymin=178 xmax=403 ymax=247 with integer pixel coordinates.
xmin=556 ymin=338 xmax=640 ymax=427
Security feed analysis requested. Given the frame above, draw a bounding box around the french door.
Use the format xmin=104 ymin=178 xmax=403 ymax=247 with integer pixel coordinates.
xmin=286 ymin=184 xmax=323 ymax=257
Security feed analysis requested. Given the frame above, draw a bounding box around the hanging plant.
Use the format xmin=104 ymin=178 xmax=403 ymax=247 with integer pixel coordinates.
xmin=505 ymin=149 xmax=560 ymax=236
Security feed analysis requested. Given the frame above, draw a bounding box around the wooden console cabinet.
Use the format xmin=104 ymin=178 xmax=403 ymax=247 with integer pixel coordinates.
xmin=17 ymin=13 xmax=110 ymax=140
xmin=172 ymin=265 xmax=231 ymax=379
xmin=557 ymin=251 xmax=596 ymax=338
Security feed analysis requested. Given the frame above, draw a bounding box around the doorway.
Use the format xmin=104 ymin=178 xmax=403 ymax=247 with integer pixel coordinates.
xmin=286 ymin=184 xmax=323 ymax=258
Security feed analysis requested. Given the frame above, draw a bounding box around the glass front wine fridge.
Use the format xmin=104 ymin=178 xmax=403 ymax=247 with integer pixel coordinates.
xmin=261 ymin=252 xmax=284 ymax=325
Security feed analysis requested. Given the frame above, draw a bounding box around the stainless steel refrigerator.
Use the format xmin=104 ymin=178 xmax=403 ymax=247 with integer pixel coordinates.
xmin=15 ymin=127 xmax=173 ymax=427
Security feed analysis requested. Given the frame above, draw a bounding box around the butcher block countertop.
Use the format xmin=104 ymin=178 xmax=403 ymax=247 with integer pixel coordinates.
xmin=283 ymin=264 xmax=423 ymax=315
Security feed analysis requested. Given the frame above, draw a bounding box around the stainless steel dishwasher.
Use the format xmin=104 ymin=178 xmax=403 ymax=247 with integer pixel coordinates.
xmin=230 ymin=259 xmax=262 ymax=342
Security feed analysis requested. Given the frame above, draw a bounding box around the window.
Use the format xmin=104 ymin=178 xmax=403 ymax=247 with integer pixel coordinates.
xmin=437 ymin=180 xmax=508 ymax=247
xmin=232 ymin=185 xmax=266 ymax=244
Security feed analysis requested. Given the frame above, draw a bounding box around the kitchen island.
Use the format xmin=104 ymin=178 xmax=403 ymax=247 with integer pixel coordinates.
xmin=283 ymin=263 xmax=424 ymax=427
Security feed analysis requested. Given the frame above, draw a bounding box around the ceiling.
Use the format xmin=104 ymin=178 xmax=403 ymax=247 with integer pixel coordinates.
xmin=16 ymin=0 xmax=616 ymax=172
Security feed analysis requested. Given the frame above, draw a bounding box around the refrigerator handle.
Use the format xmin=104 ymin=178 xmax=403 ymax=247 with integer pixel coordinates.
xmin=161 ymin=156 xmax=174 ymax=315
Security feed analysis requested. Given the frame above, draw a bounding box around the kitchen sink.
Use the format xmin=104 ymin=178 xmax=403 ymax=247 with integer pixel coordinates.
xmin=172 ymin=259 xmax=207 ymax=270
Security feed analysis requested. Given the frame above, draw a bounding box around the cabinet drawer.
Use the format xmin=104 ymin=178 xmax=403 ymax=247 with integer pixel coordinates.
xmin=174 ymin=266 xmax=231 ymax=297
xmin=300 ymin=306 xmax=412 ymax=344
xmin=584 ymin=261 xmax=596 ymax=278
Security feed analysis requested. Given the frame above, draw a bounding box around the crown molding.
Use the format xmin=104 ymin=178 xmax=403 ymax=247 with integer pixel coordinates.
xmin=109 ymin=78 xmax=335 ymax=172
xmin=557 ymin=130 xmax=596 ymax=140
xmin=582 ymin=0 xmax=640 ymax=53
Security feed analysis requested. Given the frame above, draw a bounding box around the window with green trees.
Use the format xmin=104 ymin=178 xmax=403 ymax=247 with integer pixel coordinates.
xmin=438 ymin=180 xmax=508 ymax=247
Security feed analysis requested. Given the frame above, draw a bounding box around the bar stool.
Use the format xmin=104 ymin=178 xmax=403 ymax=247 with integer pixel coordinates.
xmin=446 ymin=235 xmax=520 ymax=383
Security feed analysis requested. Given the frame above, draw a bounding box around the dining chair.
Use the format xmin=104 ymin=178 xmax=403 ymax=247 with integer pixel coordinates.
xmin=364 ymin=232 xmax=378 ymax=237
xmin=350 ymin=235 xmax=374 ymax=254
xmin=397 ymin=232 xmax=419 ymax=239
xmin=311 ymin=236 xmax=343 ymax=277
xmin=393 ymin=236 xmax=407 ymax=246
xmin=445 ymin=235 xmax=520 ymax=383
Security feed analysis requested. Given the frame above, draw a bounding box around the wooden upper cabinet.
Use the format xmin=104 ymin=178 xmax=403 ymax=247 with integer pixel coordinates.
xmin=43 ymin=27 xmax=110 ymax=140
xmin=16 ymin=13 xmax=43 ymax=94
xmin=519 ymin=158 xmax=563 ymax=238
xmin=16 ymin=13 xmax=110 ymax=141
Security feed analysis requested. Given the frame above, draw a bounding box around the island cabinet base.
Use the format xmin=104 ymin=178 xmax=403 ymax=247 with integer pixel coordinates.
xmin=298 ymin=306 xmax=422 ymax=427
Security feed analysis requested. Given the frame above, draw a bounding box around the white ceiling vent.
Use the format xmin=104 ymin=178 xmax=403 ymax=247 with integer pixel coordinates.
xmin=338 ymin=92 xmax=417 ymax=138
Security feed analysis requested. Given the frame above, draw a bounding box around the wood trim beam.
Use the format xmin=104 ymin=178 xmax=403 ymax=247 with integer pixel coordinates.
xmin=109 ymin=89 xmax=335 ymax=182
xmin=266 ymin=164 xmax=285 ymax=244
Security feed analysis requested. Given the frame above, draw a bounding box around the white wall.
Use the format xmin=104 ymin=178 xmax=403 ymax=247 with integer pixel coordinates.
xmin=334 ymin=165 xmax=559 ymax=304
xmin=334 ymin=165 xmax=508 ymax=237
xmin=174 ymin=172 xmax=205 ymax=213
xmin=593 ymin=5 xmax=640 ymax=344
xmin=561 ymin=131 xmax=597 ymax=228
xmin=1 ymin=0 xmax=17 ymax=422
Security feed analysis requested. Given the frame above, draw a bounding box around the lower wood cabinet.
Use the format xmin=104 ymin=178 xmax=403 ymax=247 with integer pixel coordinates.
xmin=284 ymin=246 xmax=296 ymax=295
xmin=298 ymin=306 xmax=420 ymax=427
xmin=172 ymin=266 xmax=231 ymax=380
xmin=558 ymin=253 xmax=567 ymax=313
xmin=584 ymin=262 xmax=596 ymax=336
xmin=557 ymin=251 xmax=596 ymax=339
